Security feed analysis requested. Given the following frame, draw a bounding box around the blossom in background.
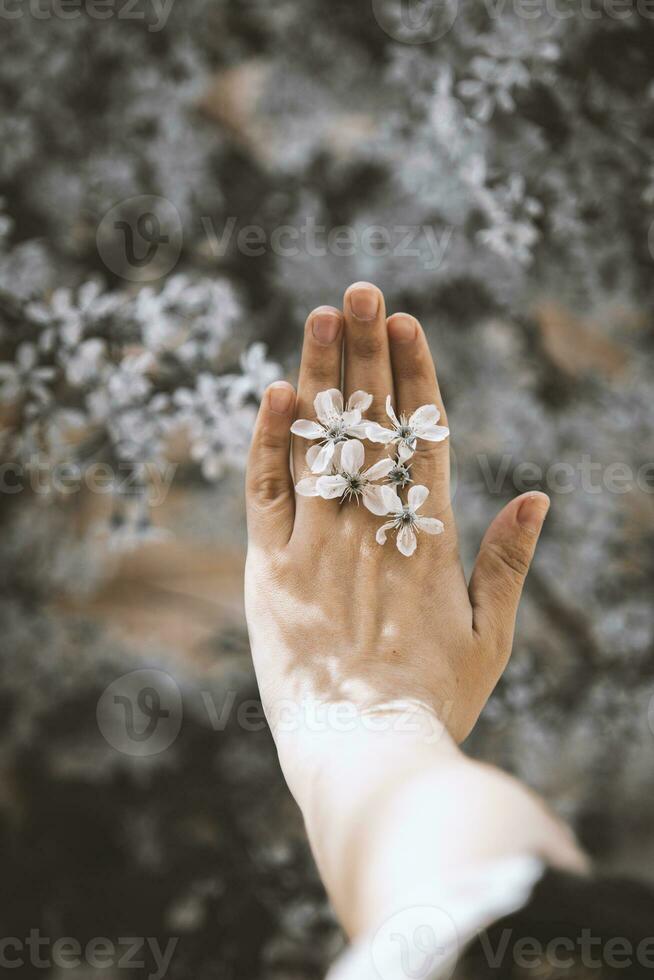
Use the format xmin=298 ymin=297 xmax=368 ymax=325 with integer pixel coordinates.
xmin=0 ymin=264 xmax=274 ymax=535
xmin=28 ymin=281 xmax=122 ymax=352
xmin=458 ymin=55 xmax=530 ymax=123
xmin=231 ymin=343 xmax=282 ymax=403
xmin=375 ymin=485 xmax=444 ymax=558
xmin=291 ymin=389 xmax=373 ymax=474
xmin=174 ymin=372 xmax=257 ymax=481
xmin=365 ymin=396 xmax=449 ymax=453
xmin=296 ymin=438 xmax=393 ymax=513
xmin=0 ymin=342 xmax=55 ymax=405
xmin=136 ymin=275 xmax=241 ymax=364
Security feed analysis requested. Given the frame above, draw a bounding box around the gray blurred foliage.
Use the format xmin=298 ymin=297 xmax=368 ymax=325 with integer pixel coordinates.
xmin=1 ymin=0 xmax=654 ymax=976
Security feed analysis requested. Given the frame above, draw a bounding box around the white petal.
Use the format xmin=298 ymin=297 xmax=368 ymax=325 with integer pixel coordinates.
xmin=310 ymin=442 xmax=336 ymax=473
xmin=397 ymin=525 xmax=417 ymax=557
xmin=314 ymin=388 xmax=343 ymax=422
xmin=397 ymin=442 xmax=414 ymax=463
xmin=385 ymin=394 xmax=400 ymax=428
xmin=347 ymin=421 xmax=371 ymax=439
xmin=417 ymin=423 xmax=450 ymax=443
xmin=417 ymin=516 xmax=444 ymax=535
xmin=347 ymin=390 xmax=373 ymax=413
xmin=409 ymin=404 xmax=441 ymax=429
xmin=408 ymin=484 xmax=429 ymax=511
xmin=295 ymin=477 xmax=321 ymax=497
xmin=306 ymin=443 xmax=322 ymax=469
xmin=375 ymin=521 xmax=394 ymax=545
xmin=340 ymin=439 xmax=364 ymax=475
xmin=363 ymin=457 xmax=394 ymax=481
xmin=291 ymin=419 xmax=325 ymax=440
xmin=362 ymin=485 xmax=391 ymax=515
xmin=341 ymin=409 xmax=362 ymax=428
xmin=365 ymin=421 xmax=396 ymax=444
xmin=316 ymin=475 xmax=347 ymax=498
xmin=381 ymin=486 xmax=403 ymax=513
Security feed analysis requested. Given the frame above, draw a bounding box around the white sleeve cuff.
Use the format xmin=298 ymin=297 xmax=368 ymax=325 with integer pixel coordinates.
xmin=326 ymin=854 xmax=544 ymax=980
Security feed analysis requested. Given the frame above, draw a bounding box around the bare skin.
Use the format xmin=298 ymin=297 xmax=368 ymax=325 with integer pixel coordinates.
xmin=245 ymin=282 xmax=587 ymax=942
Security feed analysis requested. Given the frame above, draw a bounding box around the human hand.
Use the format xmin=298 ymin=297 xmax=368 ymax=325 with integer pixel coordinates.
xmin=246 ymin=280 xmax=548 ymax=761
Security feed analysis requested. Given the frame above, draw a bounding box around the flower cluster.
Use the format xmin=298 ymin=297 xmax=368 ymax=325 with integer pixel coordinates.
xmin=291 ymin=389 xmax=449 ymax=557
xmin=0 ymin=276 xmax=280 ymax=543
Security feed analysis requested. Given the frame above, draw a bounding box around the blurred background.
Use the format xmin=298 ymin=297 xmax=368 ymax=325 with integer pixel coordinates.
xmin=1 ymin=1 xmax=654 ymax=977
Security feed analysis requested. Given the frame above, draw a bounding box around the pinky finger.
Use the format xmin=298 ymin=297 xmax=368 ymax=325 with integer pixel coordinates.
xmin=246 ymin=382 xmax=296 ymax=549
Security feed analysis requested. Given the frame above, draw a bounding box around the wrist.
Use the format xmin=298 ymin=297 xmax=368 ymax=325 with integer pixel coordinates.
xmin=269 ymin=696 xmax=457 ymax=814
xmin=271 ymin=703 xmax=461 ymax=935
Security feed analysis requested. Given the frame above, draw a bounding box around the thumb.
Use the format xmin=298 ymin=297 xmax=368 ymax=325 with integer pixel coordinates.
xmin=246 ymin=381 xmax=296 ymax=549
xmin=469 ymin=492 xmax=550 ymax=656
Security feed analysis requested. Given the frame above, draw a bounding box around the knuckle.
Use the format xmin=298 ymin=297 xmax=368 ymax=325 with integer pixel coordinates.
xmin=351 ymin=333 xmax=385 ymax=360
xmin=365 ymin=398 xmax=393 ymax=424
xmin=259 ymin=425 xmax=289 ymax=452
xmin=303 ymin=358 xmax=337 ymax=387
xmin=254 ymin=478 xmax=282 ymax=504
xmin=487 ymin=540 xmax=531 ymax=580
xmin=247 ymin=460 xmax=290 ymax=504
xmin=411 ymin=441 xmax=448 ymax=468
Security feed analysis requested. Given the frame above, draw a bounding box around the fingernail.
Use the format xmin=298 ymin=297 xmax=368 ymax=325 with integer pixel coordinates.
xmin=518 ymin=493 xmax=550 ymax=532
xmin=348 ymin=283 xmax=379 ymax=321
xmin=388 ymin=313 xmax=417 ymax=344
xmin=312 ymin=308 xmax=340 ymax=346
xmin=268 ymin=383 xmax=293 ymax=415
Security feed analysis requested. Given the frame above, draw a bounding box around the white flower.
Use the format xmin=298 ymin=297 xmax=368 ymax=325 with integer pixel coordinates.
xmin=375 ymin=485 xmax=444 ymax=557
xmin=291 ymin=388 xmax=373 ymax=474
xmin=366 ymin=396 xmax=449 ymax=453
xmin=0 ymin=342 xmax=55 ymax=404
xmin=28 ymin=281 xmax=122 ymax=353
xmin=63 ymin=338 xmax=106 ymax=387
xmin=296 ymin=439 xmax=393 ymax=513
xmin=387 ymin=444 xmax=414 ymax=489
xmin=226 ymin=342 xmax=281 ymax=405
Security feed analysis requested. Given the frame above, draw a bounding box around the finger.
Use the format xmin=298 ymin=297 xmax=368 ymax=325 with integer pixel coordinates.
xmin=291 ymin=306 xmax=343 ymax=485
xmin=246 ymin=382 xmax=296 ymax=549
xmin=387 ymin=312 xmax=450 ymax=510
xmin=469 ymin=492 xmax=550 ymax=659
xmin=343 ymin=282 xmax=394 ymax=423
